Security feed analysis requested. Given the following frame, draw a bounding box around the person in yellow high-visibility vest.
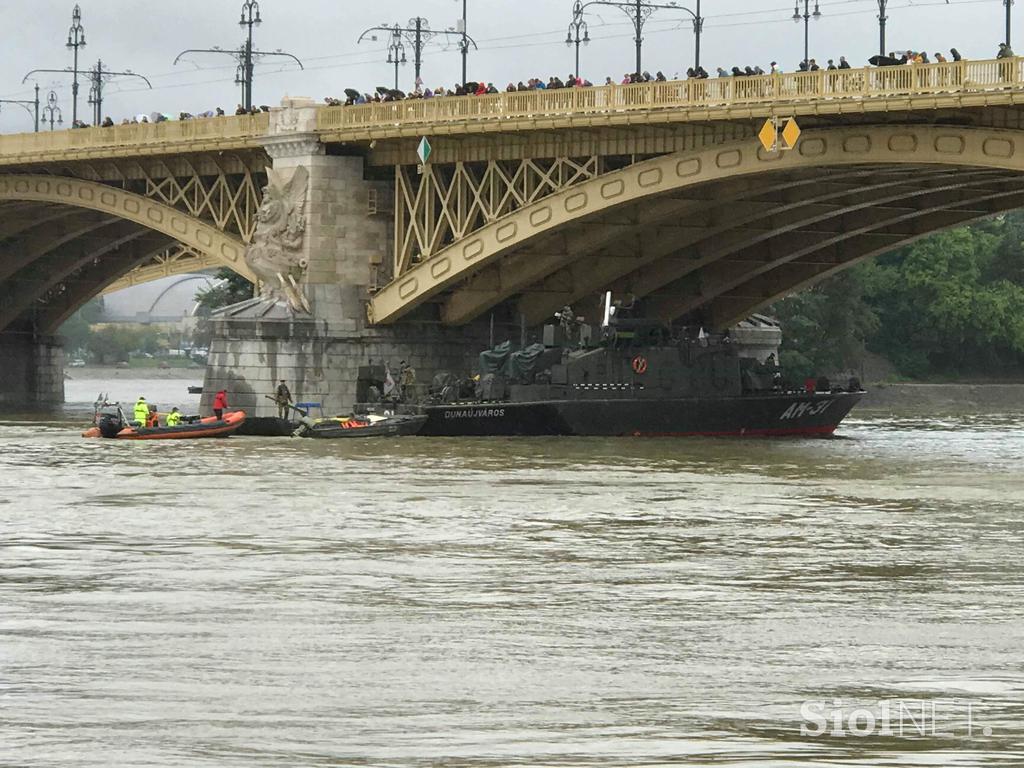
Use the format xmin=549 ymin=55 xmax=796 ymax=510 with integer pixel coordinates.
xmin=166 ymin=407 xmax=182 ymax=427
xmin=133 ymin=396 xmax=149 ymax=426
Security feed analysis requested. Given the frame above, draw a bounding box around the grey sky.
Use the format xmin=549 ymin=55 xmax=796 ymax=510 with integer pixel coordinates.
xmin=0 ymin=0 xmax=1014 ymax=132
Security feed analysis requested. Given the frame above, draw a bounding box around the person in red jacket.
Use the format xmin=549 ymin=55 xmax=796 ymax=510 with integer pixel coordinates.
xmin=213 ymin=389 xmax=228 ymax=420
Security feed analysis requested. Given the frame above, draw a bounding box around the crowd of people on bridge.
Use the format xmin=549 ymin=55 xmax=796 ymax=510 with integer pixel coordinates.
xmin=319 ymin=42 xmax=1008 ymax=108
xmin=37 ymin=40 xmax=1019 ymax=129
xmin=78 ymin=103 xmax=273 ymax=129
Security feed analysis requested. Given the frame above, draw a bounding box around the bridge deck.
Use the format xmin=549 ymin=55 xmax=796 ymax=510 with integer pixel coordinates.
xmin=3 ymin=58 xmax=1024 ymax=166
xmin=0 ymin=113 xmax=270 ymax=166
xmin=319 ymin=57 xmax=1024 ymax=140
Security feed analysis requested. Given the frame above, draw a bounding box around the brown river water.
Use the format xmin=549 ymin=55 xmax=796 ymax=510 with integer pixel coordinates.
xmin=0 ymin=377 xmax=1022 ymax=766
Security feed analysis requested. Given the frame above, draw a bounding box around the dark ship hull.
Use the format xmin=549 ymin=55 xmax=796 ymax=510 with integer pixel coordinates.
xmin=418 ymin=391 xmax=863 ymax=438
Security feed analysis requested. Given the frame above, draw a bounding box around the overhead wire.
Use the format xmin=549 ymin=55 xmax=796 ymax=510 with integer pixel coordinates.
xmin=0 ymin=0 xmax=1004 ymax=105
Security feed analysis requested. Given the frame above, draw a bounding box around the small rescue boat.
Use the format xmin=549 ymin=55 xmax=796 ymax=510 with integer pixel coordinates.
xmin=299 ymin=413 xmax=426 ymax=439
xmin=83 ymin=404 xmax=245 ymax=440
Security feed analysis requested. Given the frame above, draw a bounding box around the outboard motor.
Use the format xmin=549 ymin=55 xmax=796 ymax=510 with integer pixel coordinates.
xmin=97 ymin=412 xmax=124 ymax=439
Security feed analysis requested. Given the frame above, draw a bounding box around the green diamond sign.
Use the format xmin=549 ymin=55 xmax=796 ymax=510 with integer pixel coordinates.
xmin=417 ymin=136 xmax=432 ymax=165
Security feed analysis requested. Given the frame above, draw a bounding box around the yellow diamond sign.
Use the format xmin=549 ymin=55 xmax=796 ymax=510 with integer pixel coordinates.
xmin=757 ymin=119 xmax=778 ymax=152
xmin=780 ymin=118 xmax=802 ymax=150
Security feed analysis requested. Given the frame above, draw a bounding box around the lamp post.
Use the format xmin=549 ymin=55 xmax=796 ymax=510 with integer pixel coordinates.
xmin=42 ymin=91 xmax=62 ymax=131
xmin=688 ymin=0 xmax=703 ymax=71
xmin=240 ymin=0 xmax=260 ymax=111
xmin=457 ymin=0 xmax=469 ymax=86
xmin=576 ymin=0 xmax=702 ymax=76
xmin=1006 ymin=0 xmax=1014 ymax=48
xmin=566 ymin=1 xmax=591 ymax=76
xmin=66 ymin=4 xmax=86 ymax=125
xmin=174 ymin=0 xmax=302 ymax=112
xmin=359 ymin=20 xmax=475 ymax=91
xmin=877 ymin=0 xmax=888 ymax=57
xmin=86 ymin=60 xmax=152 ymax=126
xmin=386 ymin=27 xmax=408 ymax=90
xmin=0 ymin=85 xmax=41 ymax=132
xmin=792 ymin=0 xmax=821 ymax=68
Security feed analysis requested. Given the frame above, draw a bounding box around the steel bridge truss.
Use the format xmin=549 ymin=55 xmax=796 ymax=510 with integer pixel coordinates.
xmin=393 ymin=156 xmax=601 ymax=280
xmin=0 ymin=154 xmax=266 ymax=332
xmin=71 ymin=154 xmax=266 ymax=291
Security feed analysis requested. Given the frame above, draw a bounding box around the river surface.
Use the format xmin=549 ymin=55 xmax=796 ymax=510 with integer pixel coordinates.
xmin=1 ymin=378 xmax=1022 ymax=766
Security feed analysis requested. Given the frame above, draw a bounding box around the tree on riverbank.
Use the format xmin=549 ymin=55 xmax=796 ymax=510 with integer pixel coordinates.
xmin=193 ymin=269 xmax=254 ymax=314
xmin=773 ymin=211 xmax=1024 ymax=380
xmin=58 ymin=298 xmax=104 ymax=356
xmin=191 ymin=269 xmax=255 ymax=348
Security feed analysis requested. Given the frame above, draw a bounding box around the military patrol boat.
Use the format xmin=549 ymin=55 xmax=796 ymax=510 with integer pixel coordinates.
xmin=405 ymin=305 xmax=863 ymax=438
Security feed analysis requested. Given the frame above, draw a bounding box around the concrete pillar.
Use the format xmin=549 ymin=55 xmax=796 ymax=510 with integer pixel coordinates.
xmin=0 ymin=333 xmax=64 ymax=408
xmin=259 ymin=101 xmax=393 ymax=336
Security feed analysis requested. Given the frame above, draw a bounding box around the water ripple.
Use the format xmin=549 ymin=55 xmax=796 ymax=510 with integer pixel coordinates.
xmin=0 ymin=413 xmax=1022 ymax=766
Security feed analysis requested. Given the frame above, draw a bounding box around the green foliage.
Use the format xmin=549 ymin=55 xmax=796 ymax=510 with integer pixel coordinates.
xmin=773 ymin=213 xmax=1024 ymax=380
xmin=865 ymin=223 xmax=1024 ymax=376
xmin=57 ymin=298 xmax=105 ymax=354
xmin=57 ymin=304 xmax=175 ymax=363
xmin=87 ymin=326 xmax=145 ymax=364
xmin=191 ymin=269 xmax=254 ymax=348
xmin=771 ymin=269 xmax=879 ymax=381
xmin=194 ymin=269 xmax=254 ymax=315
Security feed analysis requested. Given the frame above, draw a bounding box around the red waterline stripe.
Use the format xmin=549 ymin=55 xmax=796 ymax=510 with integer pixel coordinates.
xmin=633 ymin=425 xmax=839 ymax=438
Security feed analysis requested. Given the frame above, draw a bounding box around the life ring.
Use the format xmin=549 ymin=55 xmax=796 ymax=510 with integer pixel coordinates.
xmin=631 ymin=355 xmax=648 ymax=375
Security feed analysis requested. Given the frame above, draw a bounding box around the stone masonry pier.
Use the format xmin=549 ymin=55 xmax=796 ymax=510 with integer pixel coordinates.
xmin=0 ymin=333 xmax=64 ymax=409
xmin=200 ymin=99 xmax=493 ymax=417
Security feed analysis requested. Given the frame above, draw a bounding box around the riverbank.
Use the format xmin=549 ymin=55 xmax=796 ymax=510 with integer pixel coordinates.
xmin=860 ymin=382 xmax=1024 ymax=412
xmin=65 ymin=365 xmax=201 ymax=381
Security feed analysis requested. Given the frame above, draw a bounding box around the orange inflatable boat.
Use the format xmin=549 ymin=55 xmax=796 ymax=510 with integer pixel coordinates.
xmin=83 ymin=410 xmax=246 ymax=440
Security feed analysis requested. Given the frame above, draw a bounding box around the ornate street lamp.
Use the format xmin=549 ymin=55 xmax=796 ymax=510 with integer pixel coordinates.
xmin=42 ymin=91 xmax=63 ymax=131
xmin=385 ymin=28 xmax=408 ymax=90
xmin=66 ymin=4 xmax=86 ymax=125
xmin=793 ymin=0 xmax=822 ymax=69
xmin=174 ymin=0 xmax=302 ymax=112
xmin=86 ymin=60 xmax=152 ymax=126
xmin=567 ymin=1 xmax=591 ymax=77
xmin=359 ymin=19 xmax=476 ymax=91
xmin=576 ymin=0 xmax=703 ymax=76
xmin=239 ymin=0 xmax=261 ymax=112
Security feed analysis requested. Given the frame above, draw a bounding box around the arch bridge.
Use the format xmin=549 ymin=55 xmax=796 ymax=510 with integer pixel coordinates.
xmin=4 ymin=57 xmax=1024 ymax=402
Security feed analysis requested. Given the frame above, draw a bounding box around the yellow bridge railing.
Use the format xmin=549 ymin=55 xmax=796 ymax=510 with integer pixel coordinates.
xmin=0 ymin=112 xmax=270 ymax=161
xmin=318 ymin=57 xmax=1024 ymax=133
xmin=1 ymin=57 xmax=1022 ymax=161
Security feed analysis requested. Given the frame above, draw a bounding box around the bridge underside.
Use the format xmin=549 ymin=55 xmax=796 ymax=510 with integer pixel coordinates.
xmin=0 ymin=170 xmax=260 ymax=336
xmin=0 ymin=199 xmax=178 ymax=335
xmin=475 ymin=162 xmax=1024 ymax=330
xmin=370 ymin=126 xmax=1024 ymax=331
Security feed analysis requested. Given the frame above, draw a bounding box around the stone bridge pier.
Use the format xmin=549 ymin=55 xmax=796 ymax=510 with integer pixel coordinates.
xmin=0 ymin=333 xmax=64 ymax=409
xmin=202 ymin=99 xmax=492 ymax=417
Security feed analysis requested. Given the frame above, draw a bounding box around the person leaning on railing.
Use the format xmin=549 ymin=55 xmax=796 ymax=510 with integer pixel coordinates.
xmin=997 ymin=43 xmax=1016 ymax=83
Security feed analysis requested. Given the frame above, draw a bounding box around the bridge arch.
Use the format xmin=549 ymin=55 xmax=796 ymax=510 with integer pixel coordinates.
xmin=0 ymin=175 xmax=255 ymax=284
xmin=369 ymin=125 xmax=1024 ymax=327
